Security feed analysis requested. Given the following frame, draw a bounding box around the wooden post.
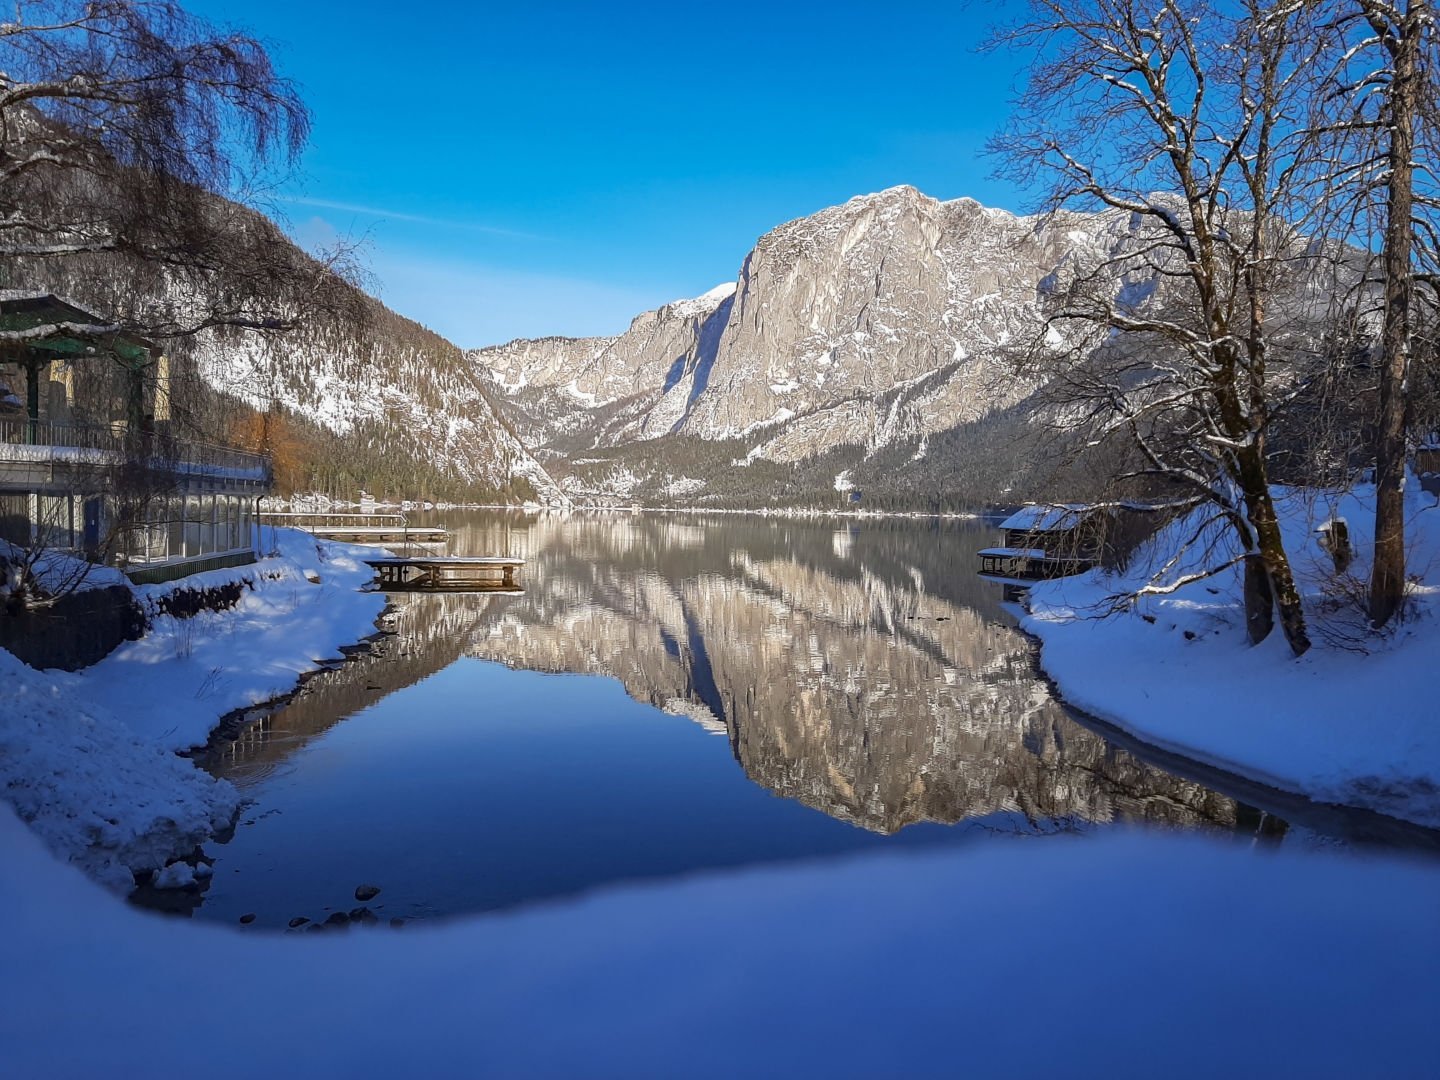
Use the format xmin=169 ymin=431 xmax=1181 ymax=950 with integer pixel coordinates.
xmin=24 ymin=356 xmax=41 ymax=443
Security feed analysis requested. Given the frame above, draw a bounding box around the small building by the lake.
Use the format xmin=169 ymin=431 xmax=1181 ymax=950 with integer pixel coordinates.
xmin=0 ymin=291 xmax=271 ymax=587
xmin=978 ymin=503 xmax=1110 ymax=581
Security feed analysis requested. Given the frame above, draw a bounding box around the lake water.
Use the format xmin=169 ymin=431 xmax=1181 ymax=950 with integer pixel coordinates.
xmin=169 ymin=511 xmax=1436 ymax=929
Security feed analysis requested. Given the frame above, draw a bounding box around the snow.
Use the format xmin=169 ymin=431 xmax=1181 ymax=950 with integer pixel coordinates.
xmin=1 ymin=803 xmax=1436 ymax=1076
xmin=0 ymin=646 xmax=239 ymax=892
xmin=3 ymin=499 xmax=1440 ymax=1073
xmin=0 ymin=528 xmax=385 ymax=890
xmin=0 ymin=539 xmax=130 ymax=597
xmin=660 ymin=475 xmax=706 ymax=497
xmin=663 ymin=281 xmax=737 ymax=320
xmin=998 ymin=503 xmax=1093 ymax=531
xmin=104 ymin=528 xmax=386 ymax=752
xmin=1023 ymin=483 xmax=1440 ymax=827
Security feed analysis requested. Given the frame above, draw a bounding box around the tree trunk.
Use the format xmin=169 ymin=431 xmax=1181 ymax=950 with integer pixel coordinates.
xmin=1368 ymin=0 xmax=1422 ymax=628
xmin=1236 ymin=443 xmax=1311 ymax=655
xmin=1244 ymin=554 xmax=1275 ymax=645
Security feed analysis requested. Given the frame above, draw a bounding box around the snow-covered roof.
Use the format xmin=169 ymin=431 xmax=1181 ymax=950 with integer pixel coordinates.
xmin=999 ymin=504 xmax=1093 ymax=532
xmin=978 ymin=547 xmax=1047 ymax=559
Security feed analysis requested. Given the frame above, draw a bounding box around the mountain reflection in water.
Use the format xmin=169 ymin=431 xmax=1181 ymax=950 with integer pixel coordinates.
xmin=209 ymin=513 xmax=1249 ymax=842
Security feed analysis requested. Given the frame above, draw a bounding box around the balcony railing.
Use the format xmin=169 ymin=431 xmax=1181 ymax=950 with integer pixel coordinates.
xmin=0 ymin=416 xmax=271 ymax=481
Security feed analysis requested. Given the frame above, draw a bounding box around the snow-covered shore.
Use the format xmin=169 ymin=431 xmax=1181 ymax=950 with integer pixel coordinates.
xmin=1023 ymin=483 xmax=1440 ymax=828
xmin=0 ymin=530 xmax=386 ymax=891
xmin=2 ymin=803 xmax=1436 ymax=1077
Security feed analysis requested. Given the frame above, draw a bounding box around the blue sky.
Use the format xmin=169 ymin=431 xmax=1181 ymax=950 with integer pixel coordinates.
xmin=187 ymin=1 xmax=1029 ymax=347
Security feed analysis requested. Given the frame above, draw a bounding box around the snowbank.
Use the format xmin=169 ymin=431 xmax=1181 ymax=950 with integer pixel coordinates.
xmin=0 ymin=648 xmax=238 ymax=892
xmin=101 ymin=528 xmax=386 ymax=751
xmin=1 ymin=804 xmax=1435 ymax=1076
xmin=0 ymin=537 xmax=129 ymax=600
xmin=1024 ymin=483 xmax=1440 ymax=826
xmin=0 ymin=529 xmax=386 ymax=890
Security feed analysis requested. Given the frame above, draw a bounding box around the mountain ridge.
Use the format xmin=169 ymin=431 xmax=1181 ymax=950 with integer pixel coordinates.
xmin=469 ymin=185 xmax=1134 ymax=507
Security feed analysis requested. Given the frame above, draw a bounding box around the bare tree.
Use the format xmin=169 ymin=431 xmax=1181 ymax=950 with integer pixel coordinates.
xmin=989 ymin=0 xmax=1337 ymax=655
xmin=0 ymin=2 xmax=370 ymax=610
xmin=1303 ymin=0 xmax=1440 ymax=627
xmin=0 ymin=0 xmax=364 ymax=343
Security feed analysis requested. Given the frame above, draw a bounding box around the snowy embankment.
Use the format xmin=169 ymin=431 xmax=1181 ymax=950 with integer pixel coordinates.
xmin=0 ymin=530 xmax=385 ymax=891
xmin=2 ymin=804 xmax=1436 ymax=1076
xmin=1024 ymin=483 xmax=1440 ymax=827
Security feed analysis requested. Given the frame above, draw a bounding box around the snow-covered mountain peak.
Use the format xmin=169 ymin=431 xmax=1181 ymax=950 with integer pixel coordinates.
xmin=648 ymin=280 xmax=738 ymax=323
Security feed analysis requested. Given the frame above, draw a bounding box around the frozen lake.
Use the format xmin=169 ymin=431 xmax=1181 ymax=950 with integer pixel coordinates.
xmin=167 ymin=512 xmax=1437 ymax=928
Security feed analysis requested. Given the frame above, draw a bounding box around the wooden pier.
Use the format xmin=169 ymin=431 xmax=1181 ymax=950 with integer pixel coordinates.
xmin=364 ymin=555 xmax=524 ymax=592
xmin=259 ymin=512 xmax=447 ymax=548
xmin=308 ymin=524 xmax=447 ymax=545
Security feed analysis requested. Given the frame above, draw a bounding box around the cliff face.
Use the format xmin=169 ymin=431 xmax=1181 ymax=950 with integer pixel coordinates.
xmin=469 ymin=186 xmax=1202 ymax=506
xmin=675 ymin=188 xmax=1048 ymax=449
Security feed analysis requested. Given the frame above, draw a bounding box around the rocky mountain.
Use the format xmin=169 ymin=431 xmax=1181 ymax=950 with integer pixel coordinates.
xmin=471 ymin=186 xmax=1121 ymax=508
xmin=472 ymin=184 xmax=1348 ymax=511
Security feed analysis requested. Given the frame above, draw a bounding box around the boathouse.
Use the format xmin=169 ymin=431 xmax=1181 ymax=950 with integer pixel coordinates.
xmin=0 ymin=292 xmax=271 ymax=586
xmin=977 ymin=503 xmax=1110 ymax=581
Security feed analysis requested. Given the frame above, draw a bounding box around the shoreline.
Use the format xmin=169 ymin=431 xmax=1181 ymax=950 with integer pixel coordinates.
xmin=1016 ymin=483 xmax=1440 ymax=832
xmin=1022 ymin=637 xmax=1440 ymax=850
xmin=185 ymin=619 xmax=396 ymax=760
xmin=11 ymin=496 xmax=1440 ymax=902
xmin=266 ymin=494 xmax=992 ymax=523
xmin=0 ymin=528 xmax=389 ymax=892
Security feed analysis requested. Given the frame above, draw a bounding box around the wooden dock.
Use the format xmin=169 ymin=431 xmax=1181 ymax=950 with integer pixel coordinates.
xmin=364 ymin=555 xmax=524 ymax=591
xmin=259 ymin=512 xmax=447 ymax=548
xmin=308 ymin=525 xmax=448 ymax=545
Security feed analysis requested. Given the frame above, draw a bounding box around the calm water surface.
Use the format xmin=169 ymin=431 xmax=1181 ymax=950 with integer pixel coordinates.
xmin=170 ymin=512 xmax=1434 ymax=929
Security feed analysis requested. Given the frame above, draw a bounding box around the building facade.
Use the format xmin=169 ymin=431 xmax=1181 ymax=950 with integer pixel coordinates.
xmin=0 ymin=292 xmax=271 ymax=586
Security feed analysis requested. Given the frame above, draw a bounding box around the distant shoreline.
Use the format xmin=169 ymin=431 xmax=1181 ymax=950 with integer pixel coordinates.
xmin=264 ymin=496 xmax=994 ymax=523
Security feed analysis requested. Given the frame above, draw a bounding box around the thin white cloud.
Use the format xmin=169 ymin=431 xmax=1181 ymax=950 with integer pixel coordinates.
xmin=276 ymin=196 xmax=539 ymax=239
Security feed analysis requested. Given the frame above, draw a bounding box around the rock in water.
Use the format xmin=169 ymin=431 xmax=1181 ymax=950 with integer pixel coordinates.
xmin=354 ymin=883 xmax=381 ymax=902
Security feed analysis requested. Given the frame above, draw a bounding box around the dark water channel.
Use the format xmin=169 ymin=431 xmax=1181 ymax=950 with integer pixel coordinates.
xmin=163 ymin=512 xmax=1438 ymax=929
